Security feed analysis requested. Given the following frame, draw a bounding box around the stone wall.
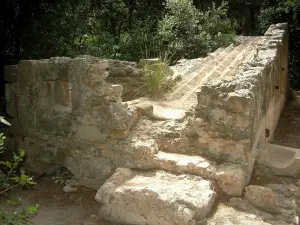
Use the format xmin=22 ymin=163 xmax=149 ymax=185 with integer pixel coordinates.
xmin=195 ymin=23 xmax=289 ymax=181
xmin=4 ymin=24 xmax=289 ymax=190
xmin=4 ymin=56 xmax=140 ymax=188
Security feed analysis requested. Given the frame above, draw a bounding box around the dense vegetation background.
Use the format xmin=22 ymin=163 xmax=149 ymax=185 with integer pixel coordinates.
xmin=1 ymin=0 xmax=300 ymax=95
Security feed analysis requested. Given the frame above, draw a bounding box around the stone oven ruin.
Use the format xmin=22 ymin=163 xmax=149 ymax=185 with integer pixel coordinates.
xmin=4 ymin=23 xmax=297 ymax=225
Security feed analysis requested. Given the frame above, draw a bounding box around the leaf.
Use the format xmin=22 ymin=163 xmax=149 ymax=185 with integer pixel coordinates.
xmin=0 ymin=117 xmax=11 ymax=126
xmin=5 ymin=161 xmax=12 ymax=169
xmin=7 ymin=199 xmax=21 ymax=205
xmin=10 ymin=176 xmax=20 ymax=182
xmin=18 ymin=148 xmax=25 ymax=158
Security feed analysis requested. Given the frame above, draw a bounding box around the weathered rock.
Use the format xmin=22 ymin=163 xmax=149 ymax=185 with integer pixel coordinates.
xmin=229 ymin=198 xmax=275 ymax=221
xmin=293 ymin=187 xmax=300 ymax=198
xmin=76 ymin=125 xmax=107 ymax=142
xmin=229 ymin=192 xmax=299 ymax=225
xmin=244 ymin=184 xmax=299 ymax=224
xmin=153 ymin=151 xmax=216 ymax=179
xmin=63 ymin=185 xmax=77 ymax=193
xmin=95 ymin=168 xmax=216 ymax=225
xmin=133 ymin=101 xmax=186 ymax=121
xmin=17 ymin=60 xmax=39 ymax=85
xmin=245 ymin=185 xmax=280 ymax=213
xmin=108 ymin=60 xmax=141 ymax=77
xmin=207 ymin=202 xmax=284 ymax=225
xmin=36 ymin=57 xmax=71 ymax=81
xmin=111 ymin=84 xmax=123 ymax=99
xmin=257 ymin=143 xmax=300 ymax=177
xmin=5 ymin=83 xmax=17 ymax=117
xmin=216 ymin=164 xmax=247 ymax=196
xmin=195 ymin=23 xmax=289 ymax=180
xmin=37 ymin=109 xmax=72 ymax=136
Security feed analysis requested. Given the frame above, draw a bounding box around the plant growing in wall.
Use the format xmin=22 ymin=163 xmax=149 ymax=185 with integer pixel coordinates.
xmin=0 ymin=116 xmax=38 ymax=225
xmin=142 ymin=55 xmax=171 ymax=99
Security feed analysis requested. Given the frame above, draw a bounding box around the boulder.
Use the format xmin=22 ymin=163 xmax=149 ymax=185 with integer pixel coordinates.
xmin=95 ymin=168 xmax=216 ymax=225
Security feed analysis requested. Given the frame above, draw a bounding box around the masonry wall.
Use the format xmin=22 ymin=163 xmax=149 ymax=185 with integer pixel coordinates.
xmin=4 ymin=24 xmax=289 ymax=189
xmin=4 ymin=56 xmax=142 ymax=188
xmin=195 ymin=23 xmax=289 ymax=180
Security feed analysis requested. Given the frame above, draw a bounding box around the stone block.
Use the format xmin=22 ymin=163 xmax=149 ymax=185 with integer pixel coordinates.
xmin=37 ymin=109 xmax=72 ymax=136
xmin=51 ymin=57 xmax=71 ymax=81
xmin=38 ymin=81 xmax=71 ymax=108
xmin=66 ymin=155 xmax=113 ymax=189
xmin=109 ymin=104 xmax=137 ymax=130
xmin=17 ymin=60 xmax=39 ymax=85
xmin=153 ymin=151 xmax=217 ymax=179
xmin=7 ymin=119 xmax=28 ymax=136
xmin=108 ymin=60 xmax=140 ymax=77
xmin=5 ymin=83 xmax=17 ymax=117
xmin=111 ymin=84 xmax=123 ymax=99
xmin=225 ymin=92 xmax=251 ymax=114
xmin=4 ymin=65 xmax=18 ymax=83
xmin=245 ymin=185 xmax=289 ymax=213
xmin=109 ymin=69 xmax=126 ymax=77
xmin=36 ymin=57 xmax=71 ymax=81
xmin=257 ymin=144 xmax=300 ymax=177
xmin=76 ymin=125 xmax=107 ymax=142
xmin=16 ymin=85 xmax=39 ymax=133
xmin=207 ymin=202 xmax=276 ymax=225
xmin=215 ymin=164 xmax=247 ymax=196
xmin=69 ymin=58 xmax=109 ymax=82
xmin=95 ymin=168 xmax=216 ymax=225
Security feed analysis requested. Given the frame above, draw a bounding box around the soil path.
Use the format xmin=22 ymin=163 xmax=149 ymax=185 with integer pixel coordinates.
xmin=0 ymin=179 xmax=114 ymax=225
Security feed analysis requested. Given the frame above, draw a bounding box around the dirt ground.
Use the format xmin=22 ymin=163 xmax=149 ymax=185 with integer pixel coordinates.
xmin=0 ymin=179 xmax=114 ymax=225
xmin=272 ymin=91 xmax=300 ymax=148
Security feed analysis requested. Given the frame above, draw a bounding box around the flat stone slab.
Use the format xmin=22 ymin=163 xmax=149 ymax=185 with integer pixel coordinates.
xmin=258 ymin=143 xmax=300 ymax=176
xmin=132 ymin=100 xmax=186 ymax=121
xmin=153 ymin=151 xmax=217 ymax=179
xmin=207 ymin=202 xmax=291 ymax=225
xmin=95 ymin=168 xmax=216 ymax=225
xmin=152 ymin=104 xmax=186 ymax=120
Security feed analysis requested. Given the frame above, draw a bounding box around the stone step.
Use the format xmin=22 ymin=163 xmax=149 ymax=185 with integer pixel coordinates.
xmin=175 ymin=41 xmax=251 ymax=104
xmin=153 ymin=151 xmax=247 ymax=196
xmin=95 ymin=168 xmax=217 ymax=225
xmin=132 ymin=100 xmax=187 ymax=121
xmin=166 ymin=44 xmax=236 ymax=101
xmin=216 ymin=38 xmax=259 ymax=81
xmin=153 ymin=151 xmax=217 ymax=179
xmin=257 ymin=143 xmax=300 ymax=176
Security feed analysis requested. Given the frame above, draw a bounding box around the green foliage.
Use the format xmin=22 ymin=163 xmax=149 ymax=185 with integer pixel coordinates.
xmin=0 ymin=199 xmax=38 ymax=225
xmin=258 ymin=0 xmax=300 ymax=89
xmin=157 ymin=0 xmax=235 ymax=60
xmin=0 ymin=118 xmax=38 ymax=225
xmin=2 ymin=0 xmax=300 ymax=89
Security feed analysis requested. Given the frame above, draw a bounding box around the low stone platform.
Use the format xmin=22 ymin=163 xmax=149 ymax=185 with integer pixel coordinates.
xmin=257 ymin=143 xmax=300 ymax=177
xmin=95 ymin=168 xmax=216 ymax=225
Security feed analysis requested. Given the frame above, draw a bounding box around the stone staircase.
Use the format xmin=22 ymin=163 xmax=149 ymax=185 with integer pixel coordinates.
xmin=167 ymin=37 xmax=259 ymax=109
xmin=94 ymin=37 xmax=265 ymax=225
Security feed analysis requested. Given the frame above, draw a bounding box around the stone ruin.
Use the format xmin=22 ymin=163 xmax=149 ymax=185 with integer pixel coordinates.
xmin=4 ymin=23 xmax=299 ymax=224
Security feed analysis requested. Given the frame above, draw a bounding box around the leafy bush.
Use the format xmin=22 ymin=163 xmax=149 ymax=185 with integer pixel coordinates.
xmin=157 ymin=0 xmax=235 ymax=60
xmin=0 ymin=117 xmax=38 ymax=225
xmin=258 ymin=0 xmax=300 ymax=89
